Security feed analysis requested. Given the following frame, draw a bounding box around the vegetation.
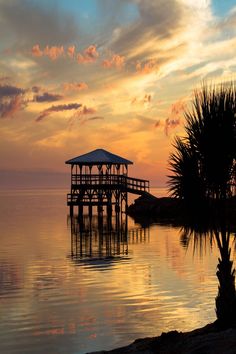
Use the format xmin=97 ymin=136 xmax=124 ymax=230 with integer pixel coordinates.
xmin=168 ymin=83 xmax=236 ymax=201
xmin=180 ymin=223 xmax=236 ymax=329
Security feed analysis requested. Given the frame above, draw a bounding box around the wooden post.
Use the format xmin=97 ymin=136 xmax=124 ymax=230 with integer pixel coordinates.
xmin=89 ymin=204 xmax=93 ymax=217
xmin=79 ymin=205 xmax=83 ymax=217
xmin=70 ymin=205 xmax=74 ymax=216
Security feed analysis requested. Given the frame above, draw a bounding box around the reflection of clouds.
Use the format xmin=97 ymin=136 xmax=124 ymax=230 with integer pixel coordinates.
xmin=0 ymin=202 xmax=219 ymax=354
xmin=0 ymin=262 xmax=22 ymax=294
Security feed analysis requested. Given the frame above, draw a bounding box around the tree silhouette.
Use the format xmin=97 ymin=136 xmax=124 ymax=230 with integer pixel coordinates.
xmin=168 ymin=83 xmax=236 ymax=201
xmin=180 ymin=223 xmax=236 ymax=329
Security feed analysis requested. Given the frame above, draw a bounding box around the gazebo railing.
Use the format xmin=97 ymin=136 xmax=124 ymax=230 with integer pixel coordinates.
xmin=71 ymin=174 xmax=149 ymax=192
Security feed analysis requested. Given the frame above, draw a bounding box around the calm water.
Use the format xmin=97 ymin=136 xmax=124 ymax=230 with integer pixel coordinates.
xmin=0 ymin=188 xmax=225 ymax=353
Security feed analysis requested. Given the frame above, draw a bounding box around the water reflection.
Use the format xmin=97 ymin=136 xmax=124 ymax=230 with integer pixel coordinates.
xmin=180 ymin=223 xmax=236 ymax=329
xmin=68 ymin=213 xmax=149 ymax=267
xmin=0 ymin=262 xmax=22 ymax=294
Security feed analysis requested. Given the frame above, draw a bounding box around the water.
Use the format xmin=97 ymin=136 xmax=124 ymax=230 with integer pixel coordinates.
xmin=0 ymin=188 xmax=225 ymax=353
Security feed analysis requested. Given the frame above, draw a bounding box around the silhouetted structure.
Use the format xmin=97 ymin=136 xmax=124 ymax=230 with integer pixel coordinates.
xmin=65 ymin=149 xmax=149 ymax=216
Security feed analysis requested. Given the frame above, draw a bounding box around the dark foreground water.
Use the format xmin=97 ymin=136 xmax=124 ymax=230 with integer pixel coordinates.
xmin=0 ymin=189 xmax=226 ymax=353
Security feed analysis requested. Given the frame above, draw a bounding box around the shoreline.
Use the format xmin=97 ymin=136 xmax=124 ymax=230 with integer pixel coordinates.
xmin=127 ymin=194 xmax=236 ymax=228
xmin=88 ymin=322 xmax=236 ymax=354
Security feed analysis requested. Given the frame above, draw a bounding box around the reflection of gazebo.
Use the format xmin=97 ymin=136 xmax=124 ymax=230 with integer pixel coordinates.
xmin=69 ymin=214 xmax=150 ymax=265
xmin=65 ymin=149 xmax=149 ymax=216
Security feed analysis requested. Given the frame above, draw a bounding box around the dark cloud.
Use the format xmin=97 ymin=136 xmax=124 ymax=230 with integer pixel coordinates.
xmin=0 ymin=84 xmax=26 ymax=118
xmin=0 ymin=84 xmax=25 ymax=97
xmin=0 ymin=0 xmax=79 ymax=47
xmin=34 ymin=92 xmax=63 ymax=103
xmin=78 ymin=116 xmax=104 ymax=126
xmin=32 ymin=86 xmax=41 ymax=93
xmin=155 ymin=120 xmax=161 ymax=128
xmin=0 ymin=95 xmax=26 ymax=118
xmin=87 ymin=116 xmax=104 ymax=121
xmin=36 ymin=103 xmax=82 ymax=122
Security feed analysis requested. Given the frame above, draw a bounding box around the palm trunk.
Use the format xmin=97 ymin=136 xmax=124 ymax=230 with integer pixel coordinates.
xmin=215 ymin=229 xmax=236 ymax=328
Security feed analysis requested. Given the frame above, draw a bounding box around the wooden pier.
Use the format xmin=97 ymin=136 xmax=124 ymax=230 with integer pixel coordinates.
xmin=65 ymin=149 xmax=150 ymax=216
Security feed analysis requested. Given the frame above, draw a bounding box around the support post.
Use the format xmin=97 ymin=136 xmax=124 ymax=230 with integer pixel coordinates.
xmin=70 ymin=205 xmax=74 ymax=216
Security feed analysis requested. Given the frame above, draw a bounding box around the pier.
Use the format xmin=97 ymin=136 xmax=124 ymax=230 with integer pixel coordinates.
xmin=65 ymin=149 xmax=150 ymax=216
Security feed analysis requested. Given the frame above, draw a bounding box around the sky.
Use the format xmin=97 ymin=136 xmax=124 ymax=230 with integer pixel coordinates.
xmin=0 ymin=0 xmax=236 ymax=188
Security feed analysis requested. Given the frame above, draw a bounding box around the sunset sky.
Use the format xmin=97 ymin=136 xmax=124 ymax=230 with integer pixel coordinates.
xmin=1 ymin=0 xmax=236 ymax=187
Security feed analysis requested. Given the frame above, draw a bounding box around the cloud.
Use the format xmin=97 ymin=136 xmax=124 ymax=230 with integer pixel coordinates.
xmin=67 ymin=45 xmax=76 ymax=59
xmin=32 ymin=86 xmax=41 ymax=93
xmin=102 ymin=54 xmax=125 ymax=69
xmin=31 ymin=44 xmax=43 ymax=57
xmin=77 ymin=45 xmax=99 ymax=64
xmin=0 ymin=95 xmax=26 ymax=119
xmin=69 ymin=105 xmax=97 ymax=126
xmin=31 ymin=44 xmax=99 ymax=64
xmin=109 ymin=0 xmax=184 ymax=60
xmin=63 ymin=82 xmax=88 ymax=91
xmin=0 ymin=0 xmax=78 ymax=46
xmin=164 ymin=117 xmax=180 ymax=136
xmin=216 ymin=7 xmax=236 ymax=33
xmin=43 ymin=45 xmax=64 ymax=60
xmin=131 ymin=94 xmax=152 ymax=106
xmin=0 ymin=84 xmax=26 ymax=118
xmin=36 ymin=103 xmax=82 ymax=122
xmin=80 ymin=116 xmax=104 ymax=125
xmin=87 ymin=116 xmax=104 ymax=121
xmin=34 ymin=92 xmax=63 ymax=103
xmin=136 ymin=59 xmax=159 ymax=74
xmin=162 ymin=98 xmax=185 ymax=135
xmin=170 ymin=99 xmax=186 ymax=117
xmin=155 ymin=120 xmax=161 ymax=128
xmin=72 ymin=105 xmax=97 ymax=120
xmin=32 ymin=45 xmax=64 ymax=60
xmin=0 ymin=76 xmax=11 ymax=82
xmin=0 ymin=84 xmax=25 ymax=97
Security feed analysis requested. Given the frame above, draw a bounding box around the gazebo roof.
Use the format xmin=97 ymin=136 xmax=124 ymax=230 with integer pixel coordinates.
xmin=65 ymin=149 xmax=133 ymax=165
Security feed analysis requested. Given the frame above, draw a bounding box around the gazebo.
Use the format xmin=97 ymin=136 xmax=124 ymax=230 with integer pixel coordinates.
xmin=65 ymin=148 xmax=149 ymax=216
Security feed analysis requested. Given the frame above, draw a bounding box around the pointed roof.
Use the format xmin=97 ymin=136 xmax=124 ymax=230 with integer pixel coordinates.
xmin=65 ymin=149 xmax=133 ymax=165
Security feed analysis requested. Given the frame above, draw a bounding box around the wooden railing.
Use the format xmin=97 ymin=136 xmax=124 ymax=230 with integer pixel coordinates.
xmin=71 ymin=174 xmax=149 ymax=193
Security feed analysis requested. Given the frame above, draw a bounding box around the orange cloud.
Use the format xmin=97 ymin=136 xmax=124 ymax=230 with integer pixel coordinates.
xmin=136 ymin=59 xmax=158 ymax=74
xmin=44 ymin=45 xmax=64 ymax=60
xmin=131 ymin=94 xmax=152 ymax=106
xmin=102 ymin=54 xmax=125 ymax=69
xmin=155 ymin=120 xmax=161 ymax=128
xmin=77 ymin=45 xmax=99 ymax=64
xmin=31 ymin=44 xmax=43 ymax=57
xmin=67 ymin=45 xmax=76 ymax=59
xmin=73 ymin=105 xmax=96 ymax=117
xmin=164 ymin=117 xmax=180 ymax=136
xmin=69 ymin=105 xmax=97 ymax=127
xmin=32 ymin=45 xmax=64 ymax=60
xmin=63 ymin=82 xmax=88 ymax=91
xmin=171 ymin=99 xmax=186 ymax=117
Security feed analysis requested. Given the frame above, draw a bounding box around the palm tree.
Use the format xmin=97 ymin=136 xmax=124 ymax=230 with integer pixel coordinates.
xmin=168 ymin=83 xmax=236 ymax=201
xmin=168 ymin=136 xmax=203 ymax=202
xmin=180 ymin=223 xmax=236 ymax=329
